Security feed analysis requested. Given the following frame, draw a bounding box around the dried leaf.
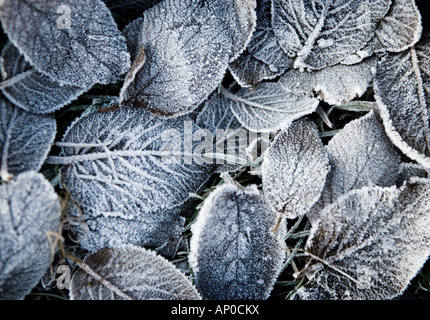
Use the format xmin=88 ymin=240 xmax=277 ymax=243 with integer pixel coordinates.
xmin=0 ymin=171 xmax=62 ymax=299
xmin=70 ymin=246 xmax=201 ymax=300
xmin=0 ymin=0 xmax=130 ymax=87
xmin=261 ymin=118 xmax=330 ymax=219
xmin=120 ymin=0 xmax=256 ymax=116
xmin=0 ymin=97 xmax=56 ymax=181
xmin=55 ymin=106 xmax=213 ymax=252
xmin=297 ymin=179 xmax=430 ymax=300
xmin=0 ymin=43 xmax=89 ymax=114
xmin=225 ymin=83 xmax=319 ymax=133
xmin=272 ymin=0 xmax=391 ymax=70
xmin=374 ymin=39 xmax=430 ymax=168
xmin=189 ymin=184 xmax=286 ymax=300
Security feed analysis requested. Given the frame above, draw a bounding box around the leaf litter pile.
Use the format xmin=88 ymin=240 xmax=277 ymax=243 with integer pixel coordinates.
xmin=1 ymin=0 xmax=430 ymax=301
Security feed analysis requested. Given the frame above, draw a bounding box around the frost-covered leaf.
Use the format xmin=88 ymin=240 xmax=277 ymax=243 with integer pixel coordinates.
xmin=189 ymin=184 xmax=286 ymax=300
xmin=120 ymin=0 xmax=256 ymax=117
xmin=55 ymin=106 xmax=213 ymax=252
xmin=196 ymin=92 xmax=257 ymax=172
xmin=374 ymin=40 xmax=430 ymax=168
xmin=397 ymin=162 xmax=430 ymax=185
xmin=296 ymin=179 xmax=430 ymax=300
xmin=0 ymin=43 xmax=89 ymax=114
xmin=0 ymin=0 xmax=130 ymax=87
xmin=0 ymin=171 xmax=62 ymax=300
xmin=261 ymin=118 xmax=330 ymax=219
xmin=70 ymin=246 xmax=201 ymax=300
xmin=229 ymin=0 xmax=292 ymax=88
xmin=280 ymin=57 xmax=377 ymax=106
xmin=343 ymin=0 xmax=422 ymax=64
xmin=0 ymin=97 xmax=56 ymax=181
xmin=307 ymin=111 xmax=401 ymax=223
xmin=272 ymin=0 xmax=391 ymax=70
xmin=225 ymin=83 xmax=319 ymax=133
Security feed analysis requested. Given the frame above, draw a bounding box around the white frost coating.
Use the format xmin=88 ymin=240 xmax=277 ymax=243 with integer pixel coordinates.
xmin=0 ymin=97 xmax=56 ymax=181
xmin=272 ymin=0 xmax=391 ymax=70
xmin=0 ymin=171 xmax=61 ymax=300
xmin=189 ymin=184 xmax=286 ymax=300
xmin=225 ymin=83 xmax=319 ymax=133
xmin=374 ymin=40 xmax=430 ymax=168
xmin=120 ymin=0 xmax=256 ymax=117
xmin=0 ymin=0 xmax=130 ymax=87
xmin=0 ymin=43 xmax=89 ymax=114
xmin=297 ymin=179 xmax=430 ymax=300
xmin=58 ymin=106 xmax=213 ymax=252
xmin=262 ymin=118 xmax=330 ymax=219
xmin=70 ymin=245 xmax=201 ymax=300
xmin=307 ymin=111 xmax=401 ymax=222
xmin=280 ymin=57 xmax=377 ymax=106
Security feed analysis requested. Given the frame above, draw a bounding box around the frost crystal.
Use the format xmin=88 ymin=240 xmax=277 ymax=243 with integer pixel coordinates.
xmin=120 ymin=0 xmax=256 ymax=117
xmin=0 ymin=97 xmax=56 ymax=181
xmin=0 ymin=0 xmax=130 ymax=87
xmin=189 ymin=184 xmax=286 ymax=300
xmin=0 ymin=171 xmax=61 ymax=300
xmin=70 ymin=246 xmax=201 ymax=300
xmin=272 ymin=0 xmax=391 ymax=70
xmin=57 ymin=106 xmax=213 ymax=252
xmin=297 ymin=179 xmax=430 ymax=300
xmin=0 ymin=43 xmax=89 ymax=114
xmin=374 ymin=39 xmax=430 ymax=168
xmin=262 ymin=118 xmax=330 ymax=219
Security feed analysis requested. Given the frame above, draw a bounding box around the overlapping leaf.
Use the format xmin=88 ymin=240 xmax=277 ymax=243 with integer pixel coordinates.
xmin=0 ymin=0 xmax=130 ymax=87
xmin=55 ymin=106 xmax=213 ymax=252
xmin=0 ymin=171 xmax=62 ymax=300
xmin=272 ymin=0 xmax=391 ymax=70
xmin=0 ymin=97 xmax=56 ymax=181
xmin=307 ymin=111 xmax=401 ymax=222
xmin=296 ymin=179 xmax=430 ymax=300
xmin=120 ymin=0 xmax=256 ymax=117
xmin=374 ymin=39 xmax=430 ymax=168
xmin=0 ymin=43 xmax=89 ymax=114
xmin=189 ymin=184 xmax=286 ymax=300
xmin=261 ymin=118 xmax=330 ymax=219
xmin=225 ymin=83 xmax=319 ymax=133
xmin=280 ymin=57 xmax=377 ymax=106
xmin=70 ymin=246 xmax=201 ymax=300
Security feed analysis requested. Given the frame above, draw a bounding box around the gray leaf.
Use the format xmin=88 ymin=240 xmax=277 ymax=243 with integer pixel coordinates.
xmin=120 ymin=0 xmax=256 ymax=117
xmin=397 ymin=162 xmax=430 ymax=185
xmin=280 ymin=57 xmax=377 ymax=106
xmin=189 ymin=183 xmax=286 ymax=300
xmin=297 ymin=179 xmax=430 ymax=300
xmin=0 ymin=97 xmax=56 ymax=182
xmin=272 ymin=0 xmax=391 ymax=70
xmin=261 ymin=118 xmax=330 ymax=219
xmin=0 ymin=0 xmax=130 ymax=87
xmin=343 ymin=0 xmax=422 ymax=64
xmin=70 ymin=245 xmax=201 ymax=300
xmin=225 ymin=83 xmax=319 ymax=133
xmin=307 ymin=111 xmax=401 ymax=222
xmin=55 ymin=106 xmax=213 ymax=252
xmin=0 ymin=171 xmax=62 ymax=300
xmin=0 ymin=43 xmax=89 ymax=114
xmin=374 ymin=39 xmax=430 ymax=168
